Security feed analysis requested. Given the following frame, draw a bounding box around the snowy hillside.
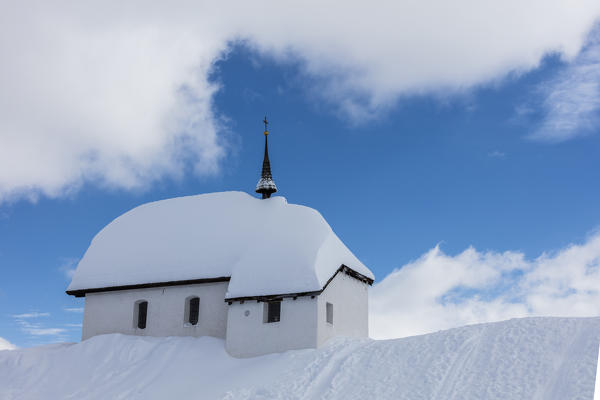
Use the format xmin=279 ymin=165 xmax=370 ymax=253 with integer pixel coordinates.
xmin=1 ymin=317 xmax=598 ymax=399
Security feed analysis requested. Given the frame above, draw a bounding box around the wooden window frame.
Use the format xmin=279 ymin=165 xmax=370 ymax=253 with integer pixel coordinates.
xmin=264 ymin=301 xmax=281 ymax=323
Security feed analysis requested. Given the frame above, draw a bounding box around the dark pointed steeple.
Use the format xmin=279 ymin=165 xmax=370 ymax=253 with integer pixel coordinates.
xmin=255 ymin=117 xmax=277 ymax=199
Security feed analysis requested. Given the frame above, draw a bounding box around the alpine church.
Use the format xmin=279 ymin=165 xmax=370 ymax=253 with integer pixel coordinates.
xmin=67 ymin=119 xmax=374 ymax=358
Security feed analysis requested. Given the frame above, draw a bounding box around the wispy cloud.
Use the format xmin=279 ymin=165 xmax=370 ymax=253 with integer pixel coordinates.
xmin=63 ymin=307 xmax=84 ymax=313
xmin=12 ymin=312 xmax=67 ymax=341
xmin=58 ymin=258 xmax=79 ymax=280
xmin=370 ymin=230 xmax=600 ymax=339
xmin=530 ymin=25 xmax=600 ymax=142
xmin=487 ymin=150 xmax=506 ymax=158
xmin=11 ymin=312 xmax=50 ymax=319
xmin=23 ymin=327 xmax=67 ymax=337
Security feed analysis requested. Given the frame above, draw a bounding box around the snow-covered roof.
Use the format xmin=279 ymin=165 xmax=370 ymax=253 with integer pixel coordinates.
xmin=67 ymin=191 xmax=373 ymax=299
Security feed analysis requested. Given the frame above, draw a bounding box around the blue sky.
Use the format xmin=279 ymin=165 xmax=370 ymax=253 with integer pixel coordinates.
xmin=1 ymin=3 xmax=600 ymax=347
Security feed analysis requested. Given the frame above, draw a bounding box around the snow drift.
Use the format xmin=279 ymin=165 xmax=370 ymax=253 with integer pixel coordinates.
xmin=67 ymin=191 xmax=373 ymax=299
xmin=1 ymin=317 xmax=598 ymax=399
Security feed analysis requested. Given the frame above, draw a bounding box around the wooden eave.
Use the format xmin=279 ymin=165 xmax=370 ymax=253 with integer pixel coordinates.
xmin=65 ymin=276 xmax=231 ymax=298
xmin=224 ymin=264 xmax=374 ymax=304
xmin=65 ymin=264 xmax=373 ymax=300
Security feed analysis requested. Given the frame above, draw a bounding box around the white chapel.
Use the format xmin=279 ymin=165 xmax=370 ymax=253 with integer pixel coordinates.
xmin=67 ymin=120 xmax=374 ymax=358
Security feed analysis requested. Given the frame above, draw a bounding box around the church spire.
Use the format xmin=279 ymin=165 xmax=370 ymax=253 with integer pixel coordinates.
xmin=255 ymin=117 xmax=277 ymax=199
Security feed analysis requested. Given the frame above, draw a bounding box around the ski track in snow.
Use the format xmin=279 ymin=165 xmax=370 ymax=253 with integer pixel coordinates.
xmin=1 ymin=317 xmax=599 ymax=400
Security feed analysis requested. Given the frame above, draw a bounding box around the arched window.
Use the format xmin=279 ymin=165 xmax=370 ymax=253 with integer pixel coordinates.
xmin=134 ymin=300 xmax=148 ymax=329
xmin=185 ymin=296 xmax=200 ymax=326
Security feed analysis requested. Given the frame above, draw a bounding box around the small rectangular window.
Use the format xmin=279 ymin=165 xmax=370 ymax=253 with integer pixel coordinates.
xmin=326 ymin=302 xmax=333 ymax=325
xmin=188 ymin=297 xmax=199 ymax=325
xmin=266 ymin=301 xmax=281 ymax=323
xmin=137 ymin=301 xmax=148 ymax=329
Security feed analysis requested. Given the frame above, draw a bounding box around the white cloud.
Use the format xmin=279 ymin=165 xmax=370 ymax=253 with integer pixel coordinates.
xmin=0 ymin=2 xmax=226 ymax=202
xmin=1 ymin=1 xmax=599 ymax=201
xmin=0 ymin=337 xmax=16 ymax=351
xmin=242 ymin=2 xmax=600 ymax=112
xmin=531 ymin=26 xmax=600 ymax=142
xmin=11 ymin=312 xmax=50 ymax=319
xmin=370 ymin=231 xmax=600 ymax=339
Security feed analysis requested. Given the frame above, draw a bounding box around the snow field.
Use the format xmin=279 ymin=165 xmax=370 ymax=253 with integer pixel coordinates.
xmin=0 ymin=316 xmax=598 ymax=399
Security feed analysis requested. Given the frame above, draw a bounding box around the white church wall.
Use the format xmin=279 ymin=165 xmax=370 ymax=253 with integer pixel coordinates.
xmin=316 ymin=272 xmax=369 ymax=347
xmin=82 ymin=282 xmax=229 ymax=340
xmin=225 ymin=296 xmax=317 ymax=358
